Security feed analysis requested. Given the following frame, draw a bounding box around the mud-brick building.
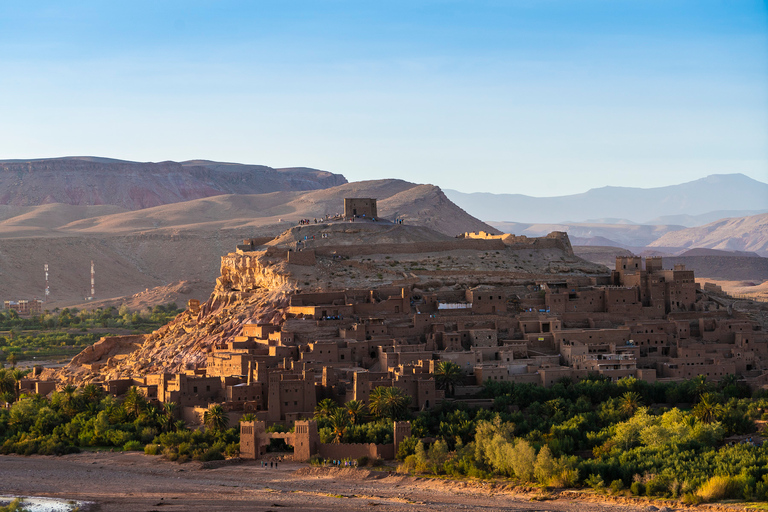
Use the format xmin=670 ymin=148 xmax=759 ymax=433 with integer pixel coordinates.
xmin=344 ymin=198 xmax=378 ymax=219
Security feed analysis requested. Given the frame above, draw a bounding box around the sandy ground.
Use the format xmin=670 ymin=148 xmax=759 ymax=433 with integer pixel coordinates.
xmin=0 ymin=452 xmax=698 ymax=512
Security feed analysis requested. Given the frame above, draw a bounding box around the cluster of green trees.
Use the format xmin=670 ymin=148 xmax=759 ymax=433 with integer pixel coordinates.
xmin=0 ymin=383 xmax=237 ymax=462
xmin=313 ymin=387 xmax=412 ymax=444
xmin=2 ymin=366 xmax=767 ymax=505
xmin=0 ymin=332 xmax=99 ymax=364
xmin=0 ymin=303 xmax=183 ymax=331
xmin=396 ymin=375 xmax=768 ymax=504
xmin=0 ymin=303 xmax=184 ymax=362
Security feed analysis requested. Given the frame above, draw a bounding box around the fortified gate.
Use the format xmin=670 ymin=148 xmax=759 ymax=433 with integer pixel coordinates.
xmin=240 ymin=419 xmax=411 ymax=461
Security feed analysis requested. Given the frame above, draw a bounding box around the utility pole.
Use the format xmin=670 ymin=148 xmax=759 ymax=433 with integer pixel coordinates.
xmin=44 ymin=263 xmax=50 ymax=301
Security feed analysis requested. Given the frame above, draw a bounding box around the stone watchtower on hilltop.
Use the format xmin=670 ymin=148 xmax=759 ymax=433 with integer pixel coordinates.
xmin=344 ymin=198 xmax=377 ymax=219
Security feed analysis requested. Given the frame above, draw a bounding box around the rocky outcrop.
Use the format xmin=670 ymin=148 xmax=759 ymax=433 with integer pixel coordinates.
xmin=53 ymin=250 xmax=296 ymax=384
xmin=68 ymin=335 xmax=146 ymax=366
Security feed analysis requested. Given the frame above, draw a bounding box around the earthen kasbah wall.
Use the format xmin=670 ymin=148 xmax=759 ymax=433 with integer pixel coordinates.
xmin=266 ymin=237 xmax=570 ymax=260
xmin=461 ymin=231 xmax=574 ymax=256
xmin=287 ymin=249 xmax=317 ymax=266
xmin=240 ymin=231 xmax=573 ymax=260
xmin=318 ymin=443 xmax=395 ymax=460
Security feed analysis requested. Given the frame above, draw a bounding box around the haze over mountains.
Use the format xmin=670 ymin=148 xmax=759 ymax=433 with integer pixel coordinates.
xmin=445 ymin=174 xmax=768 ymax=225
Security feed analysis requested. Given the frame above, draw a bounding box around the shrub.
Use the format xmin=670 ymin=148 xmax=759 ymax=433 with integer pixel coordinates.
xmin=123 ymin=440 xmax=142 ymax=451
xmin=196 ymin=446 xmax=224 ymax=462
xmin=697 ymin=475 xmax=738 ymax=502
xmin=395 ymin=435 xmax=419 ymax=461
xmin=309 ymin=455 xmax=323 ymax=466
xmin=371 ymin=457 xmax=385 ymax=467
xmin=585 ymin=474 xmax=605 ymax=492
xmin=609 ymin=480 xmax=624 ymax=494
xmin=0 ymin=498 xmax=27 ymax=512
xmin=645 ymin=476 xmax=670 ymax=497
xmin=630 ymin=482 xmax=645 ymax=496
xmin=224 ymin=442 xmax=239 ymax=458
xmin=682 ymin=492 xmax=703 ymax=505
xmin=140 ymin=427 xmax=158 ymax=444
xmin=144 ymin=444 xmax=160 ymax=455
xmin=162 ymin=446 xmax=179 ymax=461
xmin=357 ymin=455 xmax=370 ymax=467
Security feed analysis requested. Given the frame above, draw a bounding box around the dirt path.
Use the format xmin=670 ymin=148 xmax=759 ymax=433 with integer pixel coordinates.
xmin=0 ymin=452 xmax=734 ymax=512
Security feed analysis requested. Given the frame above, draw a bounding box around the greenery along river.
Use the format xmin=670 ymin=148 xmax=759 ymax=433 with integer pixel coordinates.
xmin=0 ymin=370 xmax=766 ymax=506
xmin=0 ymin=303 xmax=183 ymax=363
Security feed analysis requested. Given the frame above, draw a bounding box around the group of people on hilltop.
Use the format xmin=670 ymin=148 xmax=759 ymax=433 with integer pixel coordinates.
xmin=298 ymin=214 xmax=337 ymax=226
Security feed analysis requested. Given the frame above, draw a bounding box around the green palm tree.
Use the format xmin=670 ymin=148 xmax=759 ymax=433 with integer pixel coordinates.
xmin=368 ymin=386 xmax=411 ymax=420
xmin=434 ymin=361 xmax=464 ymax=397
xmin=122 ymin=386 xmax=147 ymax=419
xmin=204 ymin=404 xmax=229 ymax=433
xmin=344 ymin=400 xmax=367 ymax=425
xmin=0 ymin=367 xmax=29 ymax=403
xmin=692 ymin=375 xmax=710 ymax=397
xmin=314 ymin=398 xmax=339 ymax=420
xmin=240 ymin=412 xmax=257 ymax=422
xmin=619 ymin=391 xmax=643 ymax=417
xmin=0 ymin=368 xmax=16 ymax=397
xmin=79 ymin=384 xmax=104 ymax=404
xmin=328 ymin=409 xmax=350 ymax=443
xmin=693 ymin=393 xmax=724 ymax=424
xmin=161 ymin=402 xmax=178 ymax=432
xmin=0 ymin=391 xmax=14 ymax=406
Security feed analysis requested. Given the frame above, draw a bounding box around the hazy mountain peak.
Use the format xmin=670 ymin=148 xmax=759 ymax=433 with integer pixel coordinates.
xmin=445 ymin=173 xmax=768 ymax=225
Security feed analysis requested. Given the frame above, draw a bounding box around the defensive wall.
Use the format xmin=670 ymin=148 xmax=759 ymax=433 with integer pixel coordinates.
xmin=240 ymin=419 xmax=411 ymax=461
xmin=250 ymin=235 xmax=573 ymax=261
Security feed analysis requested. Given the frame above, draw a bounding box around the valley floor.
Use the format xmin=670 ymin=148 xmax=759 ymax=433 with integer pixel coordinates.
xmin=0 ymin=452 xmax=750 ymax=512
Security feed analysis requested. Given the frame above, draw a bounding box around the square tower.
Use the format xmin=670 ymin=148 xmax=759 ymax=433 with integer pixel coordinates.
xmin=344 ymin=198 xmax=378 ymax=219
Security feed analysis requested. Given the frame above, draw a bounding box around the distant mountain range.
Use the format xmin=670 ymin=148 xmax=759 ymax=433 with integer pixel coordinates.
xmin=445 ymin=174 xmax=768 ymax=225
xmin=0 ymin=157 xmax=347 ymax=210
xmin=648 ymin=213 xmax=768 ymax=256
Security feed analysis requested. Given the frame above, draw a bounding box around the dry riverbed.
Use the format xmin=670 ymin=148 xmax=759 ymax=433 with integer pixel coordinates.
xmin=0 ymin=452 xmax=751 ymax=512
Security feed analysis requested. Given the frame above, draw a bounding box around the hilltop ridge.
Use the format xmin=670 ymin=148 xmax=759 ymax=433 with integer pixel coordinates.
xmin=0 ymin=157 xmax=347 ymax=209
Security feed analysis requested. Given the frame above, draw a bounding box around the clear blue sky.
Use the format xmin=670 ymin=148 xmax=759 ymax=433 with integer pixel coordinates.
xmin=1 ymin=1 xmax=766 ymax=196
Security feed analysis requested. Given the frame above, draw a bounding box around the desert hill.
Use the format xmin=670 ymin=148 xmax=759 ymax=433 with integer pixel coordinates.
xmin=648 ymin=213 xmax=768 ymax=257
xmin=0 ymin=180 xmax=498 ymax=307
xmin=446 ymin=174 xmax=768 ymax=225
xmin=0 ymin=180 xmax=494 ymax=239
xmin=0 ymin=157 xmax=347 ymax=209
